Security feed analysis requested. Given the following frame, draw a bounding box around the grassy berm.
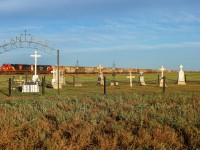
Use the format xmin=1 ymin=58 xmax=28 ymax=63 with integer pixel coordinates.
xmin=0 ymin=92 xmax=199 ymax=150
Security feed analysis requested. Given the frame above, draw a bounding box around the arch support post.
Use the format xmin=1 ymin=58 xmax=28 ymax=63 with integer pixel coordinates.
xmin=57 ymin=50 xmax=60 ymax=95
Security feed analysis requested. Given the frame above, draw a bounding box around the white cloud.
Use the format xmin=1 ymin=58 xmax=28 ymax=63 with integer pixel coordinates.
xmin=59 ymin=41 xmax=200 ymax=54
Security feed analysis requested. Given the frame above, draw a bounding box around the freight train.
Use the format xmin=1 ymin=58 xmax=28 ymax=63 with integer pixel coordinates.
xmin=0 ymin=63 xmax=159 ymax=75
xmin=0 ymin=64 xmax=53 ymax=74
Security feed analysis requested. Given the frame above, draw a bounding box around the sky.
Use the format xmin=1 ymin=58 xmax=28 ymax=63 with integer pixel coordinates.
xmin=0 ymin=0 xmax=200 ymax=71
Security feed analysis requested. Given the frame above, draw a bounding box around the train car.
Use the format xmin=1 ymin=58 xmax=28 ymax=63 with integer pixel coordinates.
xmin=75 ymin=67 xmax=86 ymax=74
xmin=0 ymin=64 xmax=15 ymax=71
xmin=85 ymin=67 xmax=95 ymax=74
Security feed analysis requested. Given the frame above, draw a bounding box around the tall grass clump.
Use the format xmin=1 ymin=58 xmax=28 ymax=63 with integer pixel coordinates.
xmin=0 ymin=92 xmax=199 ymax=149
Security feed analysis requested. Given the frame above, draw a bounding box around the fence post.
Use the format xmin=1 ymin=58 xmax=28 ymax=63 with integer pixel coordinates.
xmin=57 ymin=50 xmax=60 ymax=95
xmin=185 ymin=74 xmax=187 ymax=83
xmin=8 ymin=78 xmax=12 ymax=97
xmin=163 ymin=76 xmax=166 ymax=93
xmin=104 ymin=77 xmax=106 ymax=95
xmin=42 ymin=76 xmax=45 ymax=95
xmin=73 ymin=75 xmax=76 ymax=84
xmin=158 ymin=74 xmax=160 ymax=84
xmin=25 ymin=74 xmax=27 ymax=83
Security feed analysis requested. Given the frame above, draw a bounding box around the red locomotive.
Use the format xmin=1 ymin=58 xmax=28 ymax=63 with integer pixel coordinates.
xmin=0 ymin=64 xmax=15 ymax=71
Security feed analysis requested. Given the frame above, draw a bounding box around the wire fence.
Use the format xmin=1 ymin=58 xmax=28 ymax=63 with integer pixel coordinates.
xmin=166 ymin=78 xmax=177 ymax=84
xmin=0 ymin=73 xmax=200 ymax=96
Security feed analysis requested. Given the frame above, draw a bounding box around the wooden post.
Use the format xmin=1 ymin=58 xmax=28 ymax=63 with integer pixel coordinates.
xmin=185 ymin=74 xmax=187 ymax=83
xmin=42 ymin=76 xmax=45 ymax=95
xmin=104 ymin=77 xmax=106 ymax=95
xmin=57 ymin=50 xmax=60 ymax=95
xmin=158 ymin=74 xmax=160 ymax=84
xmin=25 ymin=74 xmax=27 ymax=83
xmin=73 ymin=75 xmax=76 ymax=84
xmin=163 ymin=76 xmax=166 ymax=93
xmin=8 ymin=78 xmax=12 ymax=97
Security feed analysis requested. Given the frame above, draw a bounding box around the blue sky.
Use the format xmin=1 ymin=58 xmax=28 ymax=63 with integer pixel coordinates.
xmin=0 ymin=0 xmax=200 ymax=70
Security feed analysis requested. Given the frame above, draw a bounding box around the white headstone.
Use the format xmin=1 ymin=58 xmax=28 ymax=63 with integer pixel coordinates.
xmin=138 ymin=71 xmax=146 ymax=86
xmin=97 ymin=64 xmax=104 ymax=85
xmin=159 ymin=66 xmax=167 ymax=87
xmin=178 ymin=65 xmax=186 ymax=85
xmin=51 ymin=67 xmax=66 ymax=89
xmin=127 ymin=72 xmax=135 ymax=87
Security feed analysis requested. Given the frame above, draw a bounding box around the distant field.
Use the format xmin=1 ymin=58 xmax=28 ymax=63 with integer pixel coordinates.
xmin=0 ymin=73 xmax=199 ymax=149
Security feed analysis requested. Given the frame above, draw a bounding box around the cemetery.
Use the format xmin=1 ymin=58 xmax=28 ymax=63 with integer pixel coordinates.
xmin=2 ymin=64 xmax=200 ymax=96
xmin=0 ymin=69 xmax=200 ymax=149
xmin=0 ymin=31 xmax=199 ymax=149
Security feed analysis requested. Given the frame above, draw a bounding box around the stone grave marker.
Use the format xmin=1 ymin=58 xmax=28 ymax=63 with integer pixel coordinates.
xmin=30 ymin=50 xmax=41 ymax=84
xmin=21 ymin=50 xmax=41 ymax=93
xmin=111 ymin=66 xmax=118 ymax=86
xmin=51 ymin=67 xmax=66 ymax=89
xmin=14 ymin=76 xmax=25 ymax=86
xmin=97 ymin=64 xmax=104 ymax=85
xmin=138 ymin=71 xmax=146 ymax=86
xmin=127 ymin=72 xmax=135 ymax=87
xmin=159 ymin=66 xmax=167 ymax=87
xmin=178 ymin=65 xmax=186 ymax=85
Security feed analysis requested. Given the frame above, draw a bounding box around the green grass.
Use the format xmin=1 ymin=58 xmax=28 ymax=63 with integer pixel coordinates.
xmin=0 ymin=72 xmax=200 ymax=98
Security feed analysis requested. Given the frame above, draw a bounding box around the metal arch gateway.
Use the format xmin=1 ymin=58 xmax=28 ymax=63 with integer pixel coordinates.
xmin=0 ymin=30 xmax=56 ymax=55
xmin=0 ymin=30 xmax=60 ymax=95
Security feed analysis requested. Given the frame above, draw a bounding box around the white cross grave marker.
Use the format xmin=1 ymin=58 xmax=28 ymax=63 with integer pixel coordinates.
xmin=97 ymin=64 xmax=104 ymax=85
xmin=159 ymin=66 xmax=166 ymax=77
xmin=180 ymin=64 xmax=183 ymax=71
xmin=139 ymin=71 xmax=143 ymax=75
xmin=51 ymin=67 xmax=65 ymax=89
xmin=127 ymin=72 xmax=135 ymax=87
xmin=30 ymin=50 xmax=41 ymax=82
xmin=97 ymin=64 xmax=103 ymax=73
xmin=51 ymin=67 xmax=56 ymax=83
xmin=159 ymin=66 xmax=167 ymax=87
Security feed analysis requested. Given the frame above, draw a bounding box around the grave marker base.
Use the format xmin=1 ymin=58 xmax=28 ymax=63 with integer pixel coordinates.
xmin=139 ymin=82 xmax=146 ymax=86
xmin=53 ymin=84 xmax=62 ymax=89
xmin=22 ymin=82 xmax=39 ymax=92
xmin=74 ymin=83 xmax=82 ymax=87
xmin=178 ymin=81 xmax=186 ymax=85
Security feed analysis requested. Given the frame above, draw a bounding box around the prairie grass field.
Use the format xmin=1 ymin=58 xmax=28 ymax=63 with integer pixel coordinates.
xmin=0 ymin=72 xmax=200 ymax=149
